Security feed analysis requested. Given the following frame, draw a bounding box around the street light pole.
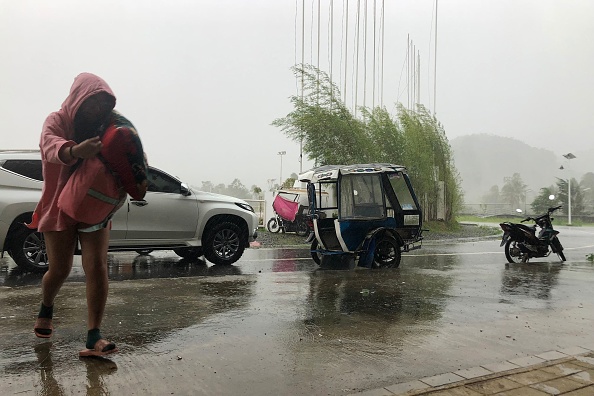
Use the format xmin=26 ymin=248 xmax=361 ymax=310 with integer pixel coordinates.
xmin=567 ymin=176 xmax=571 ymax=225
xmin=278 ymin=151 xmax=286 ymax=188
xmin=562 ymin=153 xmax=577 ymax=225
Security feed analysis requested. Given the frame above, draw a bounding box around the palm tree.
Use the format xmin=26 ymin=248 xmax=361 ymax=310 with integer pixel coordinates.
xmin=501 ymin=173 xmax=527 ymax=209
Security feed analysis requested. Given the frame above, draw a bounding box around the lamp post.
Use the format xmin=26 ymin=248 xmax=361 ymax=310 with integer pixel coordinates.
xmin=562 ymin=153 xmax=576 ymax=225
xmin=278 ymin=151 xmax=286 ymax=188
xmin=524 ymin=189 xmax=532 ymax=215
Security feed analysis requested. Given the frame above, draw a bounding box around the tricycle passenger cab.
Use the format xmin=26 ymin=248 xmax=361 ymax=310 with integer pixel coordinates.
xmin=299 ymin=164 xmax=423 ymax=269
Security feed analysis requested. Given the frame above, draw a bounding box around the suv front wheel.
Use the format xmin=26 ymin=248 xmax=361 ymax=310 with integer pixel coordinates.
xmin=9 ymin=225 xmax=49 ymax=272
xmin=203 ymin=222 xmax=245 ymax=265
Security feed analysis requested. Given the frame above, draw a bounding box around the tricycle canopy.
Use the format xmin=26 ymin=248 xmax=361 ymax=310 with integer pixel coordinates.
xmin=299 ymin=163 xmax=407 ymax=184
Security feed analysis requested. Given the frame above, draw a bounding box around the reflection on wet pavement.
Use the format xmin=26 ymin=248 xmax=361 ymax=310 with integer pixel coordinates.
xmin=3 ymin=340 xmax=118 ymax=396
xmin=1 ymin=237 xmax=594 ymax=395
xmin=500 ymin=262 xmax=562 ymax=301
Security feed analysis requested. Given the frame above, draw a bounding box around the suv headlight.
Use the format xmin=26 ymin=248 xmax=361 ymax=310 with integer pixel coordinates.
xmin=235 ymin=202 xmax=254 ymax=213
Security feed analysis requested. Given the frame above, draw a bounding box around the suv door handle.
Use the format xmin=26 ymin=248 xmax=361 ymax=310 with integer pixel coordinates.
xmin=130 ymin=200 xmax=148 ymax=207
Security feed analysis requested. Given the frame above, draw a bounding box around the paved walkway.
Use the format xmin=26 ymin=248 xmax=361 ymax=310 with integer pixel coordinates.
xmin=351 ymin=346 xmax=594 ymax=395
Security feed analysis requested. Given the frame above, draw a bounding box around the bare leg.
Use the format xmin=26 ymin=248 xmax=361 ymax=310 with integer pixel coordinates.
xmin=41 ymin=229 xmax=78 ymax=306
xmin=78 ymin=227 xmax=110 ymax=330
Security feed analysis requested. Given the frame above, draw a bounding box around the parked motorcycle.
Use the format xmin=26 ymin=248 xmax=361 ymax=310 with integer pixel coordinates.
xmin=267 ymin=211 xmax=310 ymax=236
xmin=266 ymin=192 xmax=310 ymax=236
xmin=499 ymin=205 xmax=566 ymax=263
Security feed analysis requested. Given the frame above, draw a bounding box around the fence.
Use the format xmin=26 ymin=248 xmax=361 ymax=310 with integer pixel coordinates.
xmin=460 ymin=203 xmax=594 ymax=223
xmin=460 ymin=203 xmax=518 ymax=217
xmin=244 ymin=199 xmax=266 ymax=226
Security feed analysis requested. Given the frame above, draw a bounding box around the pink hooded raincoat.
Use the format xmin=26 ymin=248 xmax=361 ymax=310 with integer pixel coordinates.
xmin=29 ymin=73 xmax=117 ymax=232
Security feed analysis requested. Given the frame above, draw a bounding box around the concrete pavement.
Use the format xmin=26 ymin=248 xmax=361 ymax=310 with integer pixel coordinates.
xmin=351 ymin=346 xmax=594 ymax=395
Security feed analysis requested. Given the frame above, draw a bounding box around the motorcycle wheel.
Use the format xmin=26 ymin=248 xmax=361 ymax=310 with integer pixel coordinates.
xmin=504 ymin=239 xmax=525 ymax=263
xmin=267 ymin=218 xmax=280 ymax=233
xmin=295 ymin=220 xmax=310 ymax=237
xmin=310 ymin=239 xmax=321 ymax=265
xmin=551 ymin=238 xmax=566 ymax=262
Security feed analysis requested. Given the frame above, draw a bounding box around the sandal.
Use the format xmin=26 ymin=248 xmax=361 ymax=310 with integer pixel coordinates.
xmin=79 ymin=339 xmax=118 ymax=357
xmin=34 ymin=317 xmax=53 ymax=338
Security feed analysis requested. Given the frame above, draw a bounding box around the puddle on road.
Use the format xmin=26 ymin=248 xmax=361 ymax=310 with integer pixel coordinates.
xmin=2 ymin=248 xmax=594 ymax=395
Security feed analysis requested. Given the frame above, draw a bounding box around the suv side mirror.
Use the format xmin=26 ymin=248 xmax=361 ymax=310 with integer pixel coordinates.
xmin=180 ymin=183 xmax=191 ymax=196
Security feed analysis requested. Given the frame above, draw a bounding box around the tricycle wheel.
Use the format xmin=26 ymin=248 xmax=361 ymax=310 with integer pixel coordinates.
xmin=295 ymin=220 xmax=310 ymax=237
xmin=267 ymin=218 xmax=280 ymax=233
xmin=310 ymin=239 xmax=321 ymax=265
xmin=371 ymin=236 xmax=401 ymax=269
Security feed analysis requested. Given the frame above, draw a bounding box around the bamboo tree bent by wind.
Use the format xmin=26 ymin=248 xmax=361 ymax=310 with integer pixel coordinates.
xmin=272 ymin=64 xmax=463 ymax=221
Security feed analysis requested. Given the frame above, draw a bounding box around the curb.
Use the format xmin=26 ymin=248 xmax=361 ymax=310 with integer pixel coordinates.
xmin=349 ymin=345 xmax=594 ymax=395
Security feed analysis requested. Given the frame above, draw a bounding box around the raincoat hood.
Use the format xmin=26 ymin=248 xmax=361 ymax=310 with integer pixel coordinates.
xmin=61 ymin=72 xmax=116 ymax=122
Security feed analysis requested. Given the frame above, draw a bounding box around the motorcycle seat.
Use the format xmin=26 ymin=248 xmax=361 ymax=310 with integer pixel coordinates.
xmin=515 ymin=223 xmax=536 ymax=233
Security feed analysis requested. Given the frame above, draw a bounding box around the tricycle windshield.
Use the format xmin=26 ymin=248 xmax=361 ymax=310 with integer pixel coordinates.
xmin=340 ymin=173 xmax=385 ymax=219
xmin=387 ymin=172 xmax=417 ymax=210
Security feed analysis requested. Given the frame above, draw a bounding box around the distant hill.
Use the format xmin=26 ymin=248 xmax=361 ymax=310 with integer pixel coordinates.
xmin=450 ymin=134 xmax=591 ymax=203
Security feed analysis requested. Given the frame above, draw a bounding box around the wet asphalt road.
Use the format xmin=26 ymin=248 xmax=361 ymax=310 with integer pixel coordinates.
xmin=1 ymin=226 xmax=594 ymax=395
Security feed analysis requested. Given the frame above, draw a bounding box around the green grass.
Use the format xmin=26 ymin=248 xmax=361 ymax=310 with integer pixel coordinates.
xmin=456 ymin=215 xmax=594 ymax=227
xmin=423 ymin=220 xmax=501 ymax=239
xmin=424 ymin=220 xmax=462 ymax=232
xmin=456 ymin=215 xmax=521 ymax=224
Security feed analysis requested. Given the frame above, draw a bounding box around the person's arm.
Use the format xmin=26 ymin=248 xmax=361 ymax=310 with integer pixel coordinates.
xmin=40 ymin=115 xmax=103 ymax=164
xmin=58 ymin=137 xmax=103 ymax=163
xmin=40 ymin=115 xmax=77 ymax=165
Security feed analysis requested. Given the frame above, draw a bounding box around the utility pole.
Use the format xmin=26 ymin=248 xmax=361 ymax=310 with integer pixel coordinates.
xmin=278 ymin=151 xmax=286 ymax=187
xmin=434 ymin=0 xmax=438 ymax=114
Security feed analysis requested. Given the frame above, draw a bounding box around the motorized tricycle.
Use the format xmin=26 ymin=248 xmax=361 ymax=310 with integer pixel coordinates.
xmin=299 ymin=164 xmax=424 ymax=268
xmin=266 ymin=189 xmax=311 ymax=236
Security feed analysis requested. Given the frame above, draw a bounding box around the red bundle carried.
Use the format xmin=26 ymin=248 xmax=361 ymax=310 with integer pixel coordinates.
xmin=100 ymin=111 xmax=148 ymax=200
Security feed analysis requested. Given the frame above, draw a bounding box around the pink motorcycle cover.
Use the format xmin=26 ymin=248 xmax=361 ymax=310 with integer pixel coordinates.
xmin=272 ymin=194 xmax=299 ymax=222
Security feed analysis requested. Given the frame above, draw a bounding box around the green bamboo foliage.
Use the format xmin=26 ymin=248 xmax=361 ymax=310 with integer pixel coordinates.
xmin=272 ymin=64 xmax=372 ymax=165
xmin=273 ymin=65 xmax=463 ymax=221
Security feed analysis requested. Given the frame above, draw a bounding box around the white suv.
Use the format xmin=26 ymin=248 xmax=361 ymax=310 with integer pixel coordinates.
xmin=0 ymin=150 xmax=259 ymax=272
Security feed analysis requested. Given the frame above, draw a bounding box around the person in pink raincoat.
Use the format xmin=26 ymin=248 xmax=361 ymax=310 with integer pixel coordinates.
xmin=31 ymin=72 xmax=123 ymax=357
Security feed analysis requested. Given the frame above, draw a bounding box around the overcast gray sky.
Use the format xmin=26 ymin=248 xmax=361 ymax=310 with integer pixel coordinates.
xmin=1 ymin=0 xmax=593 ymax=191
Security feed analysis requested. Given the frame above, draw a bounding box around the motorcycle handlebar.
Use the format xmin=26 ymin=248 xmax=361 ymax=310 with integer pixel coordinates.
xmin=518 ymin=205 xmax=561 ymax=224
